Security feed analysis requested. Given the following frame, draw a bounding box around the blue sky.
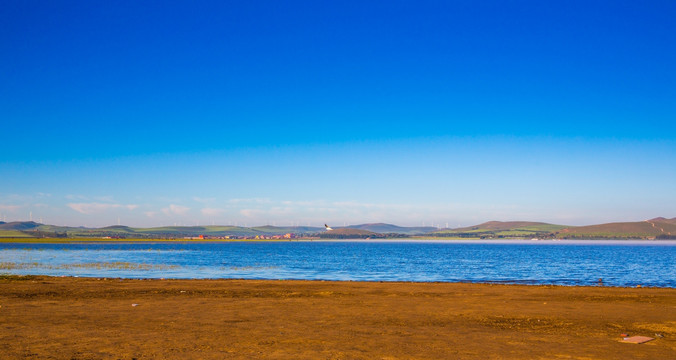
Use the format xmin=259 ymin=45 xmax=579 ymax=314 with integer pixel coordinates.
xmin=1 ymin=1 xmax=675 ymax=227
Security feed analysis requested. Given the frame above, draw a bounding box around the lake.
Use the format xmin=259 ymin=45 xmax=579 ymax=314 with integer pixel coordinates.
xmin=1 ymin=240 xmax=675 ymax=287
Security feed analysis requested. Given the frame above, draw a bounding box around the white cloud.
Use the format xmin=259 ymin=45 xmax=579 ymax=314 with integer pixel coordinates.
xmin=201 ymin=207 xmax=224 ymax=216
xmin=193 ymin=197 xmax=216 ymax=203
xmin=0 ymin=204 xmax=21 ymax=212
xmin=144 ymin=211 xmax=158 ymax=218
xmin=67 ymin=203 xmax=139 ymax=214
xmin=162 ymin=204 xmax=190 ymax=216
xmin=240 ymin=209 xmax=264 ymax=218
xmin=229 ymin=198 xmax=271 ymax=204
xmin=65 ymin=194 xmax=89 ymax=200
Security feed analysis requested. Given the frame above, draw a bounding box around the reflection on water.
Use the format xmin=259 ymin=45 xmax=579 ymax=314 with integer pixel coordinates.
xmin=0 ymin=240 xmax=675 ymax=287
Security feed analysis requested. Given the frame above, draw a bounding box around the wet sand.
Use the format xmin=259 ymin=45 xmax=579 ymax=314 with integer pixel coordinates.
xmin=1 ymin=276 xmax=674 ymax=359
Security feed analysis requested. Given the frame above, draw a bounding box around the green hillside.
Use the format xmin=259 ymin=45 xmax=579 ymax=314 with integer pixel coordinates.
xmin=10 ymin=224 xmax=325 ymax=238
xmin=0 ymin=221 xmax=41 ymax=231
xmin=558 ymin=220 xmax=676 ymax=239
xmin=428 ymin=221 xmax=567 ymax=239
xmin=427 ymin=219 xmax=676 ymax=239
xmin=343 ymin=223 xmax=436 ymax=235
xmin=1 ymin=218 xmax=674 ymax=240
xmin=320 ymin=228 xmax=378 ymax=239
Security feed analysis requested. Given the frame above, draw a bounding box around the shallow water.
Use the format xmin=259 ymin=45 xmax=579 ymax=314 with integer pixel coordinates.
xmin=1 ymin=240 xmax=675 ymax=287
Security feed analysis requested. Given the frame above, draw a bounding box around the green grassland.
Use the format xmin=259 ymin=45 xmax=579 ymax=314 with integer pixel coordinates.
xmin=1 ymin=223 xmax=324 ymax=239
xmin=424 ymin=220 xmax=675 ymax=240
xmin=515 ymin=224 xmax=569 ymax=232
xmin=0 ymin=237 xmax=305 ymax=243
xmin=428 ymin=222 xmax=569 ymax=239
xmin=0 ymin=230 xmax=36 ymax=238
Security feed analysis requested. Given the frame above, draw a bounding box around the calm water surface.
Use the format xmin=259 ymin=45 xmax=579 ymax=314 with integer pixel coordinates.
xmin=1 ymin=240 xmax=675 ymax=287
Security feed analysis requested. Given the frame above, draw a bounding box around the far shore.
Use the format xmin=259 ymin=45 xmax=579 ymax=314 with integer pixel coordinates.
xmin=2 ymin=237 xmax=675 ymax=244
xmin=0 ymin=275 xmax=674 ymax=359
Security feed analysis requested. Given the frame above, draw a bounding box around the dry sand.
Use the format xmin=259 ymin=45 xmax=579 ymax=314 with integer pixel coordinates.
xmin=1 ymin=276 xmax=674 ymax=359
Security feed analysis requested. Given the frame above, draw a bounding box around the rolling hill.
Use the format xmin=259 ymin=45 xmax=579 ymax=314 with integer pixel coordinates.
xmin=0 ymin=223 xmax=324 ymax=239
xmin=648 ymin=217 xmax=676 ymax=225
xmin=427 ymin=218 xmax=676 ymax=239
xmin=427 ymin=221 xmax=567 ymax=238
xmin=0 ymin=221 xmax=41 ymax=231
xmin=0 ymin=218 xmax=674 ymax=239
xmin=558 ymin=219 xmax=676 ymax=239
xmin=319 ymin=228 xmax=379 ymax=239
xmin=341 ymin=223 xmax=436 ymax=235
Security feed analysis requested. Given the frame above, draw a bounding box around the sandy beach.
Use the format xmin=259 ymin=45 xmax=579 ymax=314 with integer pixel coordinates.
xmin=0 ymin=276 xmax=674 ymax=359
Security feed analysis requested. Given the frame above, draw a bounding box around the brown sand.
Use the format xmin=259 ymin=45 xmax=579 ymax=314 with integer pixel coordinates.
xmin=1 ymin=276 xmax=674 ymax=359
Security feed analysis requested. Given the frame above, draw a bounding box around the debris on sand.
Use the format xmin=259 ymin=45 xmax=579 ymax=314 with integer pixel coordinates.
xmin=131 ymin=304 xmax=139 ymax=307
xmin=622 ymin=336 xmax=655 ymax=344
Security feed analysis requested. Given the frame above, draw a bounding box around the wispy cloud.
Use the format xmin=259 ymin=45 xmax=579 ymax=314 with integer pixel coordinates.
xmin=0 ymin=204 xmax=22 ymax=212
xmin=229 ymin=198 xmax=271 ymax=204
xmin=162 ymin=204 xmax=190 ymax=216
xmin=144 ymin=211 xmax=158 ymax=218
xmin=201 ymin=207 xmax=224 ymax=216
xmin=65 ymin=194 xmax=89 ymax=201
xmin=67 ymin=203 xmax=139 ymax=214
xmin=240 ymin=209 xmax=264 ymax=218
xmin=192 ymin=197 xmax=216 ymax=203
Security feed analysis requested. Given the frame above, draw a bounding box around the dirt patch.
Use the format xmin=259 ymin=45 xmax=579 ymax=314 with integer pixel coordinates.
xmin=0 ymin=277 xmax=674 ymax=359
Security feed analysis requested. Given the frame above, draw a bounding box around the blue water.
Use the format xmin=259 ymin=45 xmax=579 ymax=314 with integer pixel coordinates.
xmin=1 ymin=240 xmax=675 ymax=287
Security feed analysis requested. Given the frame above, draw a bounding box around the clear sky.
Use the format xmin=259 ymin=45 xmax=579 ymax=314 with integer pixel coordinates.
xmin=1 ymin=1 xmax=675 ymax=228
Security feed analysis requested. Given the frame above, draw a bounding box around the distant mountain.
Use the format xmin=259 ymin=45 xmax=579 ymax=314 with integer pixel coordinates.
xmin=342 ymin=223 xmax=436 ymax=235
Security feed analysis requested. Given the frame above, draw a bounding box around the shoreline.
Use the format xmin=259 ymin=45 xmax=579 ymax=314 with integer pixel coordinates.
xmin=1 ymin=276 xmax=674 ymax=359
xmin=0 ymin=274 xmax=669 ymax=289
xmin=2 ymin=237 xmax=676 ymax=243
